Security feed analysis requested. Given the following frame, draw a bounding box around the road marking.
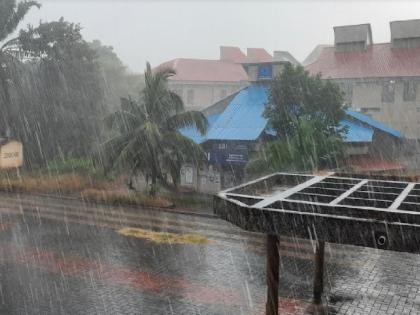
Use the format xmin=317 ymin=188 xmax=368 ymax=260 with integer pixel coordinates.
xmin=118 ymin=227 xmax=211 ymax=244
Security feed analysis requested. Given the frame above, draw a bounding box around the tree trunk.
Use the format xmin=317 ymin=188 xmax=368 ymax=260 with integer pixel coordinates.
xmin=171 ymin=169 xmax=180 ymax=191
xmin=149 ymin=170 xmax=157 ymax=196
xmin=0 ymin=56 xmax=12 ymax=136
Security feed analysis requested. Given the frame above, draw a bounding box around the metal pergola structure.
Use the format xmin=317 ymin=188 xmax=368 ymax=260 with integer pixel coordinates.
xmin=214 ymin=172 xmax=420 ymax=315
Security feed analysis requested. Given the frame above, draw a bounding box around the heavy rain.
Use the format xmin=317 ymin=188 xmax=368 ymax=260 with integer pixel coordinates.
xmin=1 ymin=0 xmax=420 ymax=314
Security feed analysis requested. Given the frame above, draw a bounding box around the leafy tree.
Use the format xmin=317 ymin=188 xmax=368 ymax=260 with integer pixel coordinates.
xmin=247 ymin=118 xmax=345 ymax=173
xmin=102 ymin=62 xmax=208 ymax=195
xmin=0 ymin=0 xmax=40 ymax=135
xmin=264 ymin=64 xmax=345 ymax=139
xmin=14 ymin=18 xmax=107 ymax=165
xmin=88 ymin=39 xmax=144 ymax=112
xmin=248 ymin=64 xmax=345 ymax=173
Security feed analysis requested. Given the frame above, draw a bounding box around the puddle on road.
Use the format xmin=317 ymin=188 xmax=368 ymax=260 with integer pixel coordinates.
xmin=118 ymin=227 xmax=211 ymax=245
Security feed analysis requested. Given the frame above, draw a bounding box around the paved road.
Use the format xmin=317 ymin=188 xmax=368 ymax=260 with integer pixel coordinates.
xmin=0 ymin=193 xmax=418 ymax=314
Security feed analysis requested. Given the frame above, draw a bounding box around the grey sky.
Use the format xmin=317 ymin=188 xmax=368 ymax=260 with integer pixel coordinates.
xmin=21 ymin=0 xmax=420 ymax=73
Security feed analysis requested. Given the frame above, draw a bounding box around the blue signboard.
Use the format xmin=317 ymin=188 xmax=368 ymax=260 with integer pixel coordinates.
xmin=258 ymin=64 xmax=272 ymax=79
xmin=207 ymin=143 xmax=249 ymax=165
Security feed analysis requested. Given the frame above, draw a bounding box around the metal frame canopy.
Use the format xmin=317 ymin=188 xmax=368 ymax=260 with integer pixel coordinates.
xmin=214 ymin=172 xmax=420 ymax=315
xmin=214 ymin=172 xmax=420 ymax=252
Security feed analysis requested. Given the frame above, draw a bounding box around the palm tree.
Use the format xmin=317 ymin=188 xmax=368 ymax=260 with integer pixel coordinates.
xmin=102 ymin=62 xmax=208 ymax=195
xmin=0 ymin=0 xmax=40 ymax=135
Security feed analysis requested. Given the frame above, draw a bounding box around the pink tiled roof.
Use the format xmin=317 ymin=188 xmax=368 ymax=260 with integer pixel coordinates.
xmin=246 ymin=48 xmax=273 ymax=63
xmin=346 ymin=157 xmax=403 ymax=171
xmin=220 ymin=46 xmax=247 ymax=63
xmin=306 ymin=43 xmax=420 ymax=78
xmin=156 ymin=58 xmax=249 ymax=82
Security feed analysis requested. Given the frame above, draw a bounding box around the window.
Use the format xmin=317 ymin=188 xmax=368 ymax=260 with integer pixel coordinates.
xmin=382 ymin=81 xmax=395 ymax=103
xmin=187 ymin=89 xmax=194 ymax=105
xmin=218 ymin=143 xmax=227 ymax=150
xmin=403 ymin=81 xmax=417 ymax=102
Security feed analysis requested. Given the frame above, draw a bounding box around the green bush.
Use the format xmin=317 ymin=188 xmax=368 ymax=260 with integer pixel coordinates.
xmin=47 ymin=158 xmax=95 ymax=174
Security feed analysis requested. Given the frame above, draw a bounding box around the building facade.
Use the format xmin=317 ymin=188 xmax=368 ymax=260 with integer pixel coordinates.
xmin=156 ymin=46 xmax=298 ymax=110
xmin=178 ymin=61 xmax=404 ymax=193
xmin=306 ymin=19 xmax=420 ymax=139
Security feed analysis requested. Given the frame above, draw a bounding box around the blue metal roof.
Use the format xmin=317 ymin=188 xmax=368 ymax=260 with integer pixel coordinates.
xmin=179 ymin=85 xmax=403 ymax=144
xmin=340 ymin=120 xmax=374 ymax=142
xmin=345 ymin=109 xmax=404 ymax=138
xmin=205 ymin=84 xmax=269 ymax=141
xmin=179 ymin=113 xmax=221 ymax=144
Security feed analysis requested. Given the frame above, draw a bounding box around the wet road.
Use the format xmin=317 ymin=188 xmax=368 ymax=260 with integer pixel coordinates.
xmin=0 ymin=193 xmax=418 ymax=314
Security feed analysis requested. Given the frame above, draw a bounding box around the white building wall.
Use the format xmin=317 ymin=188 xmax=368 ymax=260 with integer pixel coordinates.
xmin=169 ymin=81 xmax=247 ymax=111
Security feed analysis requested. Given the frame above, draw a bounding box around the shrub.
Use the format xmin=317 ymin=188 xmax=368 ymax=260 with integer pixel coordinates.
xmin=47 ymin=158 xmax=96 ymax=174
xmin=80 ymin=189 xmax=174 ymax=208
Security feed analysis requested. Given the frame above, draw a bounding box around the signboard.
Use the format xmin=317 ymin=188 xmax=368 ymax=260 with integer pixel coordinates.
xmin=0 ymin=141 xmax=23 ymax=169
xmin=257 ymin=64 xmax=273 ymax=80
xmin=208 ymin=143 xmax=249 ymax=165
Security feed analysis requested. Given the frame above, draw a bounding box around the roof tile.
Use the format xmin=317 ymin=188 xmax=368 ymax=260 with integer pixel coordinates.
xmin=306 ymin=43 xmax=420 ymax=78
xmin=156 ymin=58 xmax=249 ymax=82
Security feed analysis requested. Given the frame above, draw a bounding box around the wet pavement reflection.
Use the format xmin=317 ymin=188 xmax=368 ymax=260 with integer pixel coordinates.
xmin=0 ymin=195 xmax=418 ymax=314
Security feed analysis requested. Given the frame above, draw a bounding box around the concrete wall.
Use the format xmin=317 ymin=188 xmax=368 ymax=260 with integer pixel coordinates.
xmin=336 ymin=78 xmax=420 ymax=139
xmin=180 ymin=164 xmax=221 ymax=193
xmin=169 ymin=81 xmax=247 ymax=111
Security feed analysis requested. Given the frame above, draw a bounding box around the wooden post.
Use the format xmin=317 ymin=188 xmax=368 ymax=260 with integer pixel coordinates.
xmin=266 ymin=234 xmax=280 ymax=315
xmin=313 ymin=241 xmax=325 ymax=305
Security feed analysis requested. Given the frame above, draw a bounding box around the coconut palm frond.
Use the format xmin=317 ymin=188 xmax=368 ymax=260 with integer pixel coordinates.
xmin=102 ymin=61 xmax=208 ymax=194
xmin=0 ymin=0 xmax=40 ymax=43
xmin=167 ymin=111 xmax=208 ymax=135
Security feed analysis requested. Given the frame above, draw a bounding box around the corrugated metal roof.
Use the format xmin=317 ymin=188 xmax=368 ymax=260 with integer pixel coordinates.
xmin=346 ymin=109 xmax=404 ymax=138
xmin=179 ymin=113 xmax=221 ymax=144
xmin=340 ymin=119 xmax=373 ymax=142
xmin=180 ymin=85 xmax=403 ymax=144
xmin=205 ymin=84 xmax=269 ymax=141
xmin=305 ymin=43 xmax=420 ymax=78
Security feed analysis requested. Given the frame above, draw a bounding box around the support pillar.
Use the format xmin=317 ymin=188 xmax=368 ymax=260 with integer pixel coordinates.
xmin=313 ymin=241 xmax=325 ymax=305
xmin=266 ymin=234 xmax=280 ymax=315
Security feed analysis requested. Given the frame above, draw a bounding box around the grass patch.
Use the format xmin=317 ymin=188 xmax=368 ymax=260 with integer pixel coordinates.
xmin=0 ymin=173 xmax=95 ymax=194
xmin=47 ymin=158 xmax=96 ymax=174
xmin=118 ymin=227 xmax=210 ymax=244
xmin=81 ymin=189 xmax=174 ymax=208
xmin=167 ymin=194 xmax=212 ymax=210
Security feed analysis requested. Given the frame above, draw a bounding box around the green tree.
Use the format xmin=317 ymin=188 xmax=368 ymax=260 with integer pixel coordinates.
xmin=248 ymin=64 xmax=345 ymax=173
xmin=0 ymin=0 xmax=40 ymax=135
xmin=102 ymin=62 xmax=208 ymax=195
xmin=88 ymin=39 xmax=144 ymax=112
xmin=247 ymin=118 xmax=345 ymax=173
xmin=15 ymin=18 xmax=107 ymax=165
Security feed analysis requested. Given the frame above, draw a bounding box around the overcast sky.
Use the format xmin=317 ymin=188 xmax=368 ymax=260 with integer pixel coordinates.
xmin=20 ymin=0 xmax=420 ymax=73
